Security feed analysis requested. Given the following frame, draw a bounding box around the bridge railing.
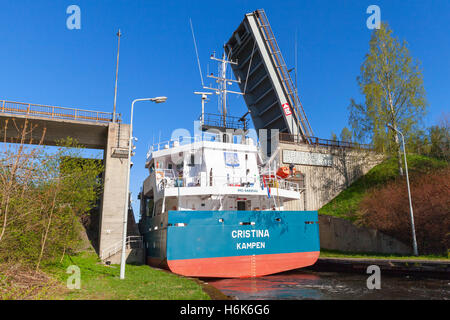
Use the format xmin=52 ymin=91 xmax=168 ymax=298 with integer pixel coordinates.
xmin=279 ymin=133 xmax=374 ymax=151
xmin=0 ymin=100 xmax=120 ymax=123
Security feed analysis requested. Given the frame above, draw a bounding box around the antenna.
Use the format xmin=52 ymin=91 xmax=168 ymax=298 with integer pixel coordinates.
xmin=190 ymin=18 xmax=204 ymax=87
xmin=293 ymin=29 xmax=298 ymax=134
xmin=295 ymin=28 xmax=298 ymax=92
xmin=113 ymin=29 xmax=122 ymax=123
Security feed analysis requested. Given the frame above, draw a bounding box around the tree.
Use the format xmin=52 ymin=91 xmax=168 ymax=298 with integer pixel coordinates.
xmin=428 ymin=114 xmax=450 ymax=161
xmin=0 ymin=121 xmax=103 ymax=270
xmin=340 ymin=127 xmax=353 ymax=143
xmin=349 ymin=22 xmax=427 ymax=175
xmin=330 ymin=132 xmax=338 ymax=141
xmin=407 ymin=128 xmax=429 ymax=156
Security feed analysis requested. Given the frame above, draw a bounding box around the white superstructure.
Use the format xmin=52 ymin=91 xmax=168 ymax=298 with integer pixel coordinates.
xmin=141 ymin=133 xmax=301 ymax=216
xmin=140 ymin=50 xmax=303 ymax=218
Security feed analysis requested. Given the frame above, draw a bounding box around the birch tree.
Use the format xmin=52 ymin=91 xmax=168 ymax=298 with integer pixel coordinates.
xmin=349 ymin=22 xmax=427 ymax=175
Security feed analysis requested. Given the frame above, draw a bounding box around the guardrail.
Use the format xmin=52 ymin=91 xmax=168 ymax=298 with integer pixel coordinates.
xmin=279 ymin=133 xmax=374 ymax=150
xmin=146 ymin=134 xmax=257 ymax=161
xmin=262 ymin=176 xmax=301 ymax=193
xmin=0 ymin=100 xmax=120 ymax=123
xmin=200 ymin=113 xmax=249 ymax=131
xmin=148 ymin=136 xmax=199 ymax=155
xmin=153 ymin=170 xmax=300 ymax=192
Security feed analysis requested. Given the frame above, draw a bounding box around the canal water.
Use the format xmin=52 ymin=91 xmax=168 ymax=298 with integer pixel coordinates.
xmin=207 ymin=269 xmax=450 ymax=300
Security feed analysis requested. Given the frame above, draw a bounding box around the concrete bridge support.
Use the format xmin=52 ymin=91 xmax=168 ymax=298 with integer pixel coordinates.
xmin=98 ymin=122 xmax=131 ymax=258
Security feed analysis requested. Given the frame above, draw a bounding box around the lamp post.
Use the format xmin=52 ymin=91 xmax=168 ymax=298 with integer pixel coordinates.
xmin=120 ymin=96 xmax=167 ymax=280
xmin=387 ymin=124 xmax=419 ymax=256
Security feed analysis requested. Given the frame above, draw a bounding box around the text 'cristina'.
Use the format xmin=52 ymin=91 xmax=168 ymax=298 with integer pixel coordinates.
xmin=232 ymin=229 xmax=269 ymax=250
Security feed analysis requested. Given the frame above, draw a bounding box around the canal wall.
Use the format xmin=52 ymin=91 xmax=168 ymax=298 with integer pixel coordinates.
xmin=310 ymin=257 xmax=450 ymax=279
xmin=278 ymin=142 xmax=384 ymax=211
xmin=270 ymin=142 xmax=410 ymax=255
xmin=318 ymin=215 xmax=412 ymax=255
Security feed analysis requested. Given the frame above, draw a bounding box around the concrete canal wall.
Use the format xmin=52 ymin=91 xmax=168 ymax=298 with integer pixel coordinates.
xmin=318 ymin=215 xmax=412 ymax=255
xmin=272 ymin=142 xmax=412 ymax=255
xmin=310 ymin=257 xmax=450 ymax=279
xmin=278 ymin=142 xmax=384 ymax=211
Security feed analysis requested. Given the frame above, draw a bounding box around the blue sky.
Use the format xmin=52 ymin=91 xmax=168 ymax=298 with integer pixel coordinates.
xmin=1 ymin=1 xmax=449 ymax=216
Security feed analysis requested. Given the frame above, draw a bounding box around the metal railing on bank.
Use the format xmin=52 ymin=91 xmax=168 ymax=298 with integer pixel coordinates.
xmin=100 ymin=235 xmax=143 ymax=261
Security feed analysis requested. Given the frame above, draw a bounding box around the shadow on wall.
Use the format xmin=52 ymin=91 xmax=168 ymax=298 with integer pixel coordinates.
xmin=81 ymin=205 xmax=100 ymax=254
xmin=317 ymin=148 xmax=370 ymax=210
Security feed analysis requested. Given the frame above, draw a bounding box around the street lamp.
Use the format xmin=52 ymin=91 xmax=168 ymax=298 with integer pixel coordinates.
xmin=120 ymin=96 xmax=167 ymax=280
xmin=387 ymin=124 xmax=419 ymax=256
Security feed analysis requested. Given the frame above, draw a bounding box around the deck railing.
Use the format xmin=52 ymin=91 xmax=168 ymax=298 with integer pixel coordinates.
xmin=200 ymin=113 xmax=249 ymax=131
xmin=0 ymin=100 xmax=120 ymax=123
xmin=146 ymin=134 xmax=256 ymax=161
xmin=153 ymin=170 xmax=300 ymax=192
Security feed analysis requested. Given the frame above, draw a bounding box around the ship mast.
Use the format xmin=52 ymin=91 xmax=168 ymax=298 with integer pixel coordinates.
xmin=203 ymin=51 xmax=243 ymax=128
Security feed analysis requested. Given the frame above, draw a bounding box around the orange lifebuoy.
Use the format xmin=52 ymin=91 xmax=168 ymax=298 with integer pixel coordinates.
xmin=276 ymin=167 xmax=290 ymax=179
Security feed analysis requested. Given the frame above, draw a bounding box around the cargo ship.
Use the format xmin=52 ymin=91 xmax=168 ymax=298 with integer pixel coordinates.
xmin=138 ymin=51 xmax=319 ymax=278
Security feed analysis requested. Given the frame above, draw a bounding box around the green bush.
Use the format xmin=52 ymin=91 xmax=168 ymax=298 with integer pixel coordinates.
xmin=0 ymin=137 xmax=103 ymax=270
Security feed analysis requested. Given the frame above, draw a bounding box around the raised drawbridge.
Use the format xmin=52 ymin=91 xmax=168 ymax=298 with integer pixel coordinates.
xmin=225 ymin=9 xmax=313 ymax=144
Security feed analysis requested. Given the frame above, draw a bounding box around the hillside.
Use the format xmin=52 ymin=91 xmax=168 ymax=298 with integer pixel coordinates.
xmin=319 ymin=155 xmax=447 ymax=221
xmin=319 ymin=154 xmax=449 ymax=255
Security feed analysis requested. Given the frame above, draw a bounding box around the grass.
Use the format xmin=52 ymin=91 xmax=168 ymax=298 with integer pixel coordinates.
xmin=38 ymin=250 xmax=211 ymax=300
xmin=320 ymin=249 xmax=449 ymax=261
xmin=1 ymin=250 xmax=211 ymax=300
xmin=318 ymin=154 xmax=447 ymax=221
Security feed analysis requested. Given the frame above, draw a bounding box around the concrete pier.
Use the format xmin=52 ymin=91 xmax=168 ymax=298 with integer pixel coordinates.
xmin=98 ymin=122 xmax=131 ymax=258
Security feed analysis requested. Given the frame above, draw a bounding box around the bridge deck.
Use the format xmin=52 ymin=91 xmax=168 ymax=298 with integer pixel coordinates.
xmin=0 ymin=100 xmax=120 ymax=123
xmin=0 ymin=100 xmax=121 ymax=149
xmin=225 ymin=9 xmax=312 ymax=142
